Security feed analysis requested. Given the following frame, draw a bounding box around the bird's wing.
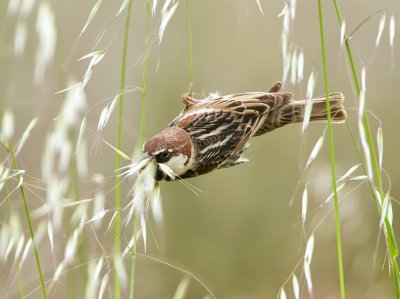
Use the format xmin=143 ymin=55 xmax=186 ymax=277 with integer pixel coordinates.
xmin=251 ymin=90 xmax=295 ymax=136
xmin=170 ymin=93 xmax=284 ymax=173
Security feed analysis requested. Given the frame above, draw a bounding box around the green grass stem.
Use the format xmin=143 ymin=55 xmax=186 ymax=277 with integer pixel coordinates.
xmin=129 ymin=215 xmax=140 ymax=299
xmin=332 ymin=1 xmax=400 ymax=297
xmin=8 ymin=143 xmax=48 ymax=299
xmin=139 ymin=0 xmax=151 ymax=146
xmin=115 ymin=1 xmax=133 ymax=298
xmin=185 ymin=0 xmax=194 ymax=93
xmin=130 ymin=1 xmax=151 ymax=297
xmin=317 ymin=1 xmax=346 ymax=298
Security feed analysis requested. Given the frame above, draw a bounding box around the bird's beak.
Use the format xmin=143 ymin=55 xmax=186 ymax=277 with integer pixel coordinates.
xmin=140 ymin=152 xmax=150 ymax=162
xmin=120 ymin=152 xmax=154 ymax=178
xmin=140 ymin=152 xmax=165 ymax=181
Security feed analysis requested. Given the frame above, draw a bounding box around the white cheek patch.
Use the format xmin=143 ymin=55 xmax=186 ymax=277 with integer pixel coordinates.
xmin=162 ymin=154 xmax=189 ymax=176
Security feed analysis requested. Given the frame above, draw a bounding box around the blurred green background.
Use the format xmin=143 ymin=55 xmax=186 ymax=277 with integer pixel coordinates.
xmin=1 ymin=0 xmax=400 ymax=298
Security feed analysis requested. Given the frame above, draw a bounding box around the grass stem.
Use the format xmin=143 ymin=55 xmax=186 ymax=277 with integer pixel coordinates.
xmin=185 ymin=0 xmax=194 ymax=93
xmin=129 ymin=215 xmax=140 ymax=299
xmin=115 ymin=0 xmax=133 ymax=298
xmin=139 ymin=0 xmax=151 ymax=146
xmin=130 ymin=1 xmax=151 ymax=297
xmin=332 ymin=1 xmax=400 ymax=297
xmin=8 ymin=143 xmax=48 ymax=299
xmin=317 ymin=1 xmax=346 ymax=298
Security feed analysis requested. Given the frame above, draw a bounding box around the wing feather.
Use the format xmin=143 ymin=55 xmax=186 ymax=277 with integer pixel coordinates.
xmin=171 ymin=93 xmax=276 ymax=174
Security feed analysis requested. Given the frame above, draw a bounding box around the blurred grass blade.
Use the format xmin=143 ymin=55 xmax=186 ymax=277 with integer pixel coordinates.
xmin=388 ymin=201 xmax=393 ymax=225
xmin=282 ymin=52 xmax=291 ymax=83
xmin=20 ymin=239 xmax=32 ymax=266
xmin=389 ymin=15 xmax=395 ymax=47
xmin=290 ymin=49 xmax=298 ymax=85
xmin=377 ymin=127 xmax=383 ymax=170
xmin=338 ymin=164 xmax=359 ymax=183
xmin=292 ymin=274 xmax=299 ymax=299
xmin=97 ymin=106 xmax=109 ymax=132
xmin=151 ymin=184 xmax=163 ymax=223
xmin=79 ymin=50 xmax=105 ymax=89
xmin=305 ymin=130 xmax=325 ymax=169
xmin=97 ymin=96 xmax=120 ymax=133
xmin=376 ymin=14 xmax=386 ymax=46
xmin=106 ymin=96 xmax=119 ymax=123
xmin=14 ymin=22 xmax=27 ymax=56
xmin=255 ymin=0 xmax=264 ymax=15
xmin=15 ymin=236 xmax=25 ymax=260
xmin=290 ymin=0 xmax=296 ymax=19
xmin=1 ymin=109 xmax=15 ymax=141
xmin=325 ymin=182 xmax=346 ymax=203
xmin=358 ymin=68 xmax=374 ymax=180
xmin=115 ymin=0 xmax=129 ymax=18
xmin=297 ymin=51 xmax=304 ymax=82
xmin=305 ymin=234 xmax=315 ymax=263
xmin=76 ymin=116 xmax=86 ymax=154
xmin=361 ymin=67 xmax=366 ymax=91
xmin=340 ymin=19 xmax=346 ymax=47
xmin=303 ymin=235 xmax=315 ymax=295
xmin=0 ymin=167 xmax=10 ymax=193
xmin=277 ymin=3 xmax=288 ymax=18
xmin=86 ymin=209 xmax=107 ymax=224
xmin=103 ymin=139 xmax=131 ymax=162
xmin=348 ymin=175 xmax=368 ymax=181
xmin=379 ymin=192 xmax=390 ymax=229
xmin=47 ymin=222 xmax=54 ymax=253
xmin=16 ymin=117 xmax=38 ymax=154
xmin=98 ymin=274 xmax=109 ymax=299
xmin=80 ymin=0 xmax=103 ymax=36
xmin=35 ymin=2 xmax=57 ymax=85
xmin=114 ymin=255 xmax=127 ymax=287
xmin=303 ymin=260 xmax=312 ymax=294
xmin=107 ymin=211 xmax=118 ymax=233
xmin=141 ymin=215 xmax=147 ymax=252
xmin=301 ymin=187 xmax=308 ymax=223
xmin=152 ymin=0 xmax=158 ymax=16
xmin=159 ymin=2 xmax=179 ymax=43
xmin=302 ymin=72 xmax=316 ymax=132
xmin=161 ymin=0 xmax=173 ymax=14
xmin=358 ymin=121 xmax=372 ymax=180
xmin=173 ymin=276 xmax=190 ymax=299
xmin=94 ymin=258 xmax=104 ymax=283
xmin=55 ymin=82 xmax=82 ymax=94
xmin=64 ymin=227 xmax=79 ymax=263
xmin=53 ymin=262 xmax=65 ymax=282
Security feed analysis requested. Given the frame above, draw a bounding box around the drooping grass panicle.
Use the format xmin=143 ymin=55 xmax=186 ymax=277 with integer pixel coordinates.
xmin=333 ymin=1 xmax=400 ymax=297
xmin=34 ymin=2 xmax=57 ymax=85
xmin=80 ymin=0 xmax=103 ymax=37
xmin=159 ymin=1 xmax=179 ymax=43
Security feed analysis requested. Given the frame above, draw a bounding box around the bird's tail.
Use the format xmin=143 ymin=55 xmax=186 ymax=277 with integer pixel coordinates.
xmin=254 ymin=92 xmax=346 ymax=136
xmin=291 ymin=92 xmax=346 ymax=123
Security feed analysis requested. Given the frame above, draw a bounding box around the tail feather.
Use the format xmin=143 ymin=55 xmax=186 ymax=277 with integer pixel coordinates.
xmin=254 ymin=92 xmax=346 ymax=136
xmin=295 ymin=92 xmax=346 ymax=123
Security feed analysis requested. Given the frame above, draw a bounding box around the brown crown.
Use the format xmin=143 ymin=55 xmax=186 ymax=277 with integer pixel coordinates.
xmin=143 ymin=126 xmax=193 ymax=160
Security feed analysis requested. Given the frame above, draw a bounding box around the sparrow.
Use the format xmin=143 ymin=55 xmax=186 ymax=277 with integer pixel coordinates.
xmin=140 ymin=82 xmax=346 ymax=181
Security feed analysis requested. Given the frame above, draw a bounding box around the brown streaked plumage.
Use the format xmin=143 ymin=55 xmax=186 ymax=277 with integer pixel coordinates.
xmin=142 ymin=82 xmax=346 ymax=181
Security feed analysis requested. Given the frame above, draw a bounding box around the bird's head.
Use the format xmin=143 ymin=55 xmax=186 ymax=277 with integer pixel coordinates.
xmin=142 ymin=126 xmax=194 ymax=180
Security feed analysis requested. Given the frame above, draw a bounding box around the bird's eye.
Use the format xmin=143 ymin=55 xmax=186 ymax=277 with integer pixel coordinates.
xmin=160 ymin=151 xmax=170 ymax=158
xmin=155 ymin=150 xmax=171 ymax=163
